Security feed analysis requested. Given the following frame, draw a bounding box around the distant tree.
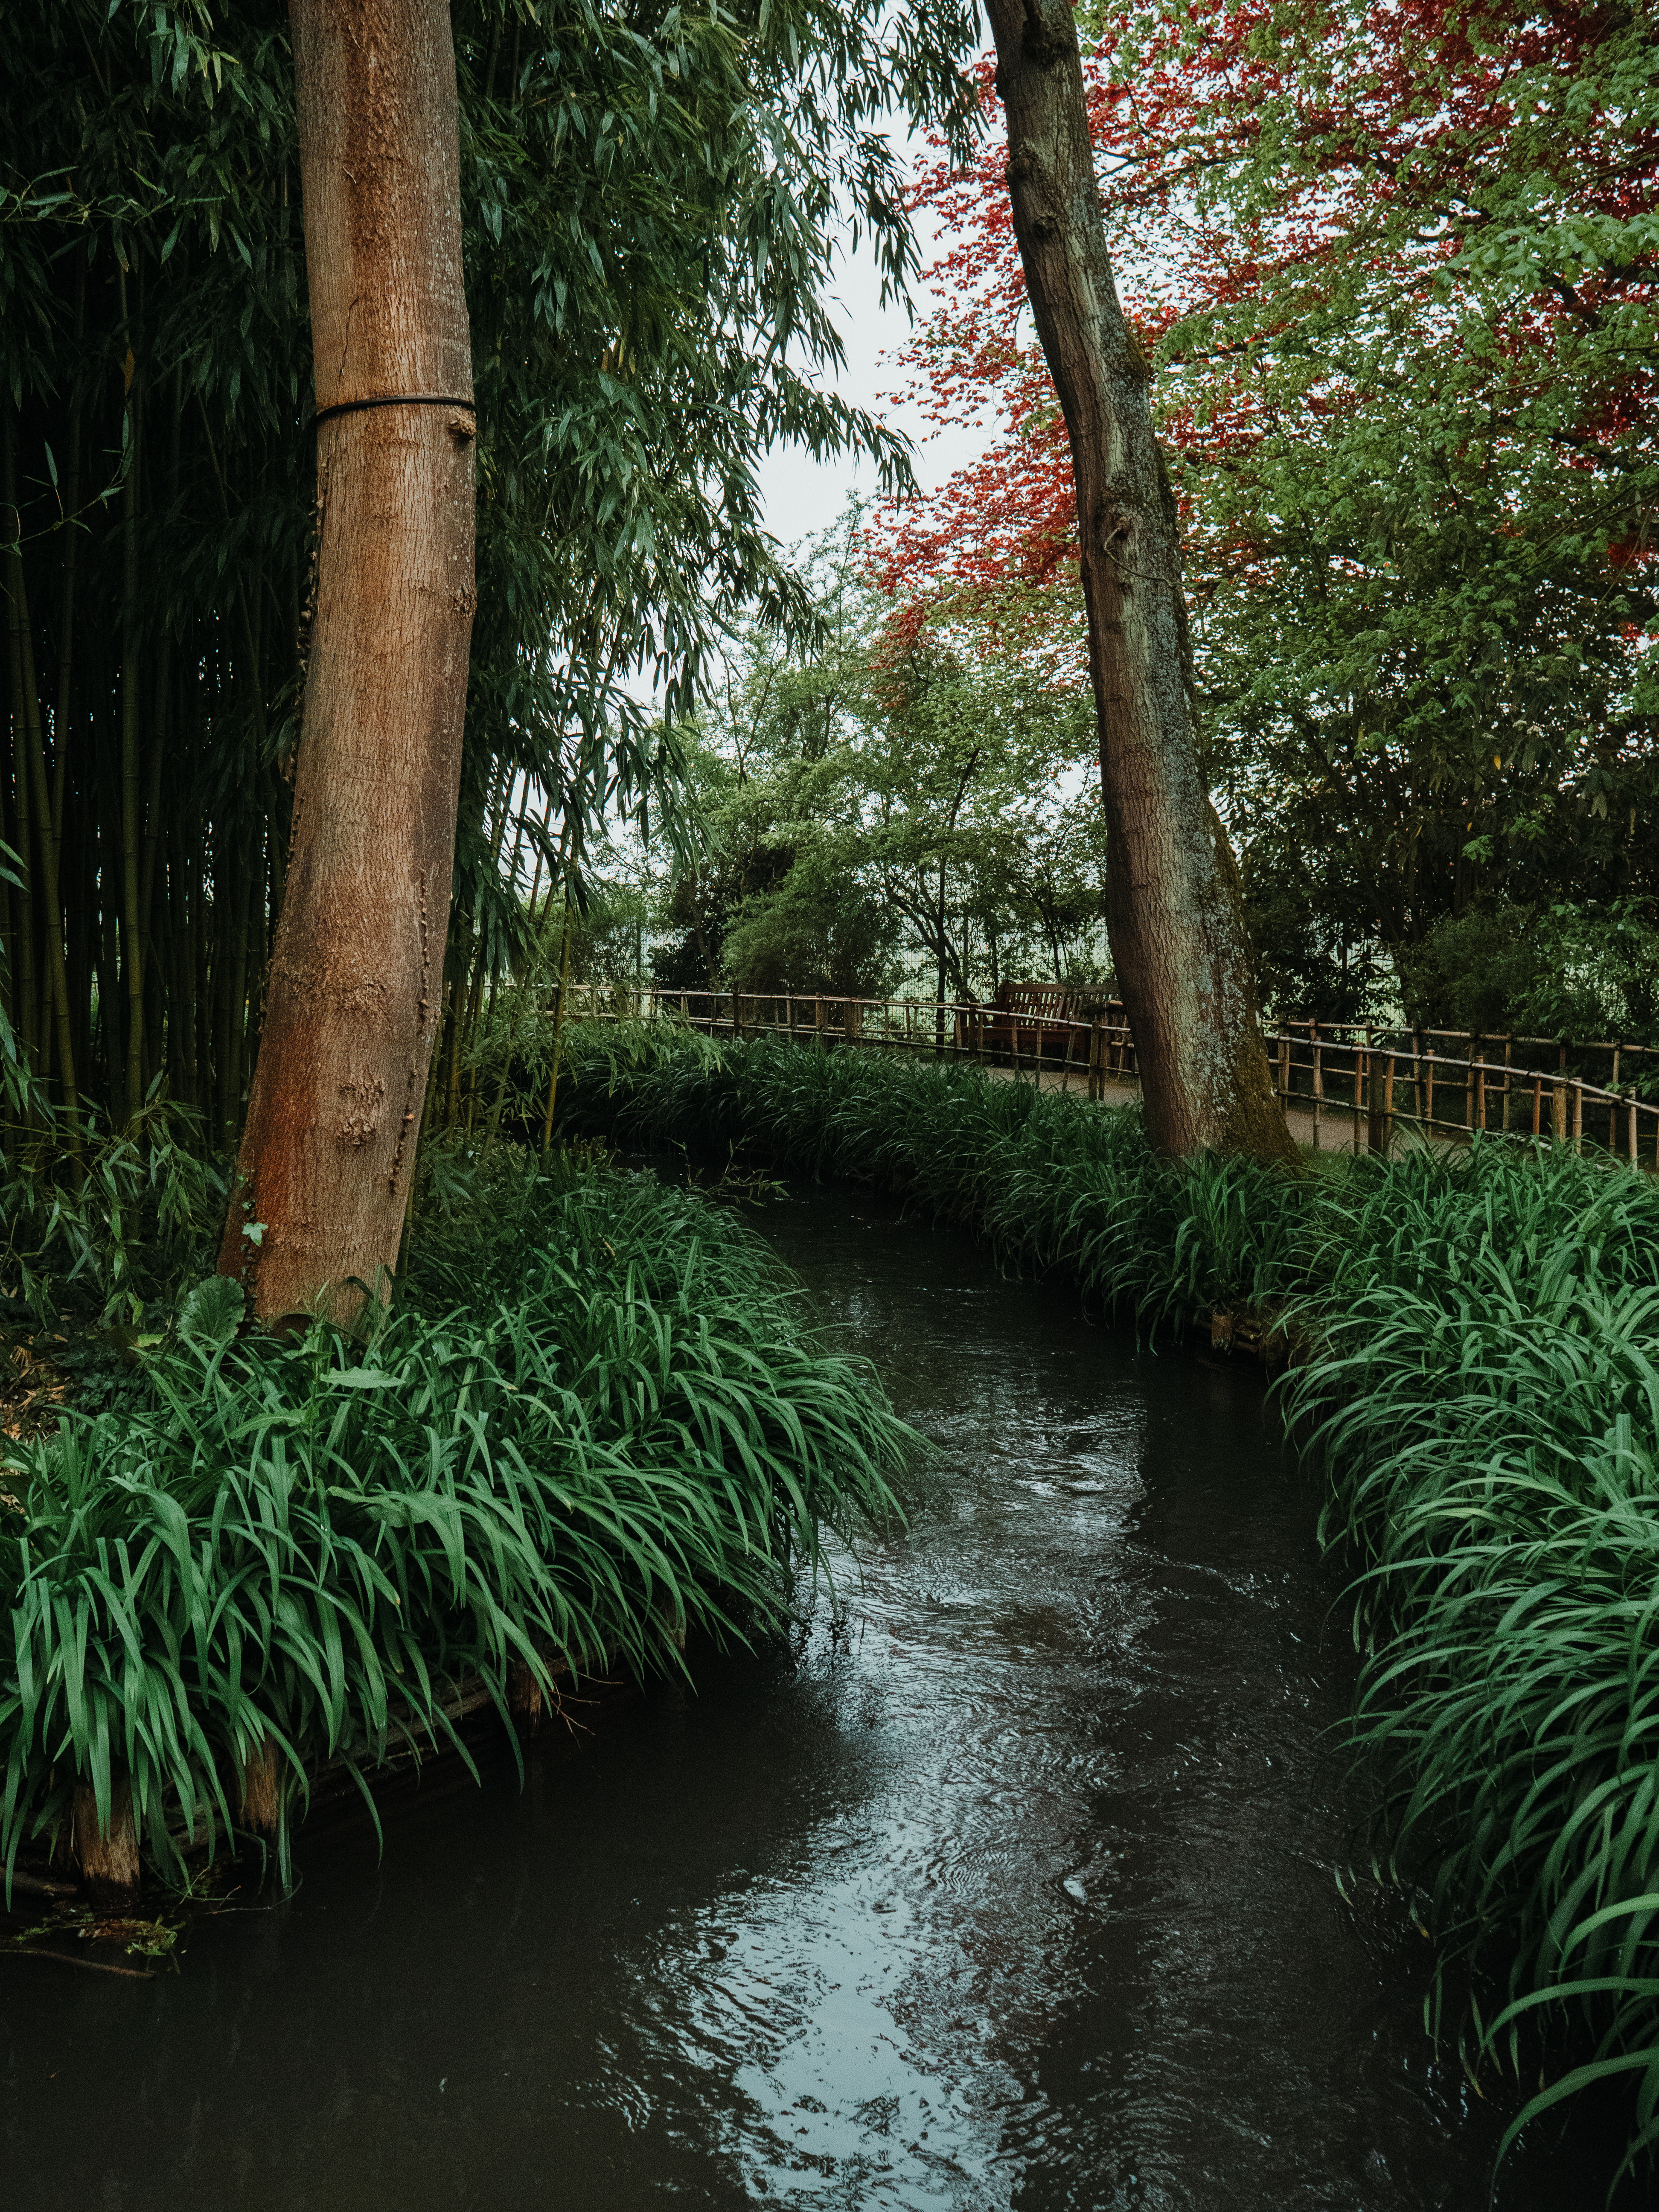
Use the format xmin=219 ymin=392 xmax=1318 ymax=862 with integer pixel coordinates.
xmin=643 ymin=539 xmax=1107 ymax=1007
xmin=1400 ymin=900 xmax=1659 ymax=1057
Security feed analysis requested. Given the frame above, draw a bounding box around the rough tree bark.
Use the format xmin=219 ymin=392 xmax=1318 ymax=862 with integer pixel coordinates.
xmin=218 ymin=0 xmax=477 ymax=1318
xmin=984 ymin=0 xmax=1295 ymax=1161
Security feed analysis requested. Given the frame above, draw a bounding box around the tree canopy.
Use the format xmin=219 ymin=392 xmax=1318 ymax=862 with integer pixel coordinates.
xmin=875 ymin=0 xmax=1659 ymax=1023
xmin=638 ymin=523 xmax=1108 ymax=1012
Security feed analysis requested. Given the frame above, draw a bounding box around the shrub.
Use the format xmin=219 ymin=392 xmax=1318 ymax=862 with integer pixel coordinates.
xmin=0 ymin=1158 xmax=912 ymax=1891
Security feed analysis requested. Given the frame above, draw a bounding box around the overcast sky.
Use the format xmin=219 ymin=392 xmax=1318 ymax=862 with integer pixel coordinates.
xmin=752 ymin=211 xmax=992 ymax=557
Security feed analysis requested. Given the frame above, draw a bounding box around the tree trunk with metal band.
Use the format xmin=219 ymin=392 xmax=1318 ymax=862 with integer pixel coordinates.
xmin=220 ymin=0 xmax=477 ymax=1319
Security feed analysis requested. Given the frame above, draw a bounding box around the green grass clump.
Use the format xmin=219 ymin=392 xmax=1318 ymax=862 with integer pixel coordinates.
xmin=556 ymin=1019 xmax=1322 ymax=1332
xmin=556 ymin=1022 xmax=1659 ymax=2185
xmin=1289 ymin=1151 xmax=1659 ymax=2181
xmin=0 ymin=1155 xmax=910 ymax=1890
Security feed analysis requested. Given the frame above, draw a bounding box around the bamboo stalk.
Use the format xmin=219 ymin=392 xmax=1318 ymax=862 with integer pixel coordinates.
xmin=540 ymin=888 xmax=574 ymax=1153
xmin=3 ymin=416 xmax=42 ymax=1094
xmin=225 ymin=834 xmax=252 ymax=1143
xmin=3 ymin=418 xmax=67 ymax=1118
xmin=118 ymin=343 xmax=145 ymax=1122
xmin=483 ymin=873 xmax=568 ymax=1153
xmin=50 ymin=279 xmax=84 ymax=866
xmin=138 ymin=371 xmax=182 ymax=946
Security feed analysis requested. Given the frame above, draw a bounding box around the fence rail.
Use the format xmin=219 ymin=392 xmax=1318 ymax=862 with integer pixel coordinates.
xmin=561 ymin=984 xmax=1659 ymax=1170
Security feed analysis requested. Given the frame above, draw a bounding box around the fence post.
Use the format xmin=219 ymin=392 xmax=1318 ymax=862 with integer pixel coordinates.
xmin=1367 ymin=1037 xmax=1390 ymax=1155
xmin=1572 ymin=1080 xmax=1583 ymax=1154
xmin=1382 ymin=1052 xmax=1396 ymax=1152
xmin=1311 ymin=1023 xmax=1323 ymax=1150
xmin=1609 ymin=1046 xmax=1621 ymax=1152
xmin=1353 ymin=1032 xmax=1366 ymax=1153
xmin=1551 ymin=1079 xmax=1567 ymax=1143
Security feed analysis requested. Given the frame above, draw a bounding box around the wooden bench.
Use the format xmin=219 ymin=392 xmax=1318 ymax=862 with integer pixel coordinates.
xmin=955 ymin=980 xmax=1123 ymax=1066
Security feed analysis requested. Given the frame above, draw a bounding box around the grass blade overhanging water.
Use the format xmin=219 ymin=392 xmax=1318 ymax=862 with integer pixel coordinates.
xmin=0 ymin=1158 xmax=913 ymax=1895
xmin=554 ymin=1019 xmax=1659 ymax=2190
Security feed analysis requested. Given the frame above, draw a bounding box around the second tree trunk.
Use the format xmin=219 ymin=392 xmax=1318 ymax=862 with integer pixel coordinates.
xmin=985 ymin=0 xmax=1293 ymax=1161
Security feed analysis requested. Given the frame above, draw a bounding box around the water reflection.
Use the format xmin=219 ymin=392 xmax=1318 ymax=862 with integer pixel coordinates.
xmin=0 ymin=1182 xmax=1633 ymax=2208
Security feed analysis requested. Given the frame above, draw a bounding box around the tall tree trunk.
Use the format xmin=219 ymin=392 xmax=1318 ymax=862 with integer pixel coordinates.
xmin=984 ymin=0 xmax=1293 ymax=1161
xmin=219 ymin=0 xmax=476 ymax=1319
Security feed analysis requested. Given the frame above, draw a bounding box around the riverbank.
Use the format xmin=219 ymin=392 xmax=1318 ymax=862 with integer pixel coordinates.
xmin=0 ymin=1147 xmax=911 ymax=1921
xmin=555 ymin=1021 xmax=1659 ymax=2188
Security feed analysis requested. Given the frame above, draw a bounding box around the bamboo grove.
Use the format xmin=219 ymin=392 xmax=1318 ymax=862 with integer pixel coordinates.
xmin=0 ymin=0 xmax=976 ymax=1155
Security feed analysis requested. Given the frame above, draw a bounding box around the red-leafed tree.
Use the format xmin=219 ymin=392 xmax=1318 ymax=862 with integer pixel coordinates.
xmin=877 ymin=0 xmax=1659 ymax=1022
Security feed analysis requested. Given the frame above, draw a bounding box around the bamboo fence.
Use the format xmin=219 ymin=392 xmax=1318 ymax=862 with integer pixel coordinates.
xmin=560 ymin=985 xmax=1659 ymax=1170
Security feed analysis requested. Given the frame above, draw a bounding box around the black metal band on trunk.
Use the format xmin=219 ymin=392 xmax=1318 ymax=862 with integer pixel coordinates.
xmin=311 ymin=393 xmax=477 ymax=429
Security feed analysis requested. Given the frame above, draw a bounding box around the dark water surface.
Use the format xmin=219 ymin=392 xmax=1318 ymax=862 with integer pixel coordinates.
xmin=0 ymin=1185 xmax=1634 ymax=2208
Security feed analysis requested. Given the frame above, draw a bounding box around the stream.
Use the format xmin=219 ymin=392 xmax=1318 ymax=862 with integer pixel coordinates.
xmin=0 ymin=1182 xmax=1635 ymax=2208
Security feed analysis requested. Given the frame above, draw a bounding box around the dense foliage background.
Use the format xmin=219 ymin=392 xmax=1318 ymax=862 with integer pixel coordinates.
xmin=0 ymin=0 xmax=974 ymax=1144
xmin=854 ymin=0 xmax=1659 ymax=1036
